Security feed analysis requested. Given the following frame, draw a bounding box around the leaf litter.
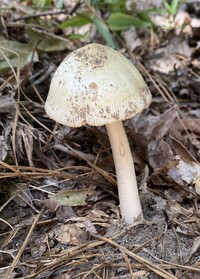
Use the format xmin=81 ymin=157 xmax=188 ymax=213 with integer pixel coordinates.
xmin=0 ymin=0 xmax=200 ymax=278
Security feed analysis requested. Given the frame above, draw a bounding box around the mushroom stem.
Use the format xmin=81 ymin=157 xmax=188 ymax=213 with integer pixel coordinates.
xmin=106 ymin=121 xmax=142 ymax=224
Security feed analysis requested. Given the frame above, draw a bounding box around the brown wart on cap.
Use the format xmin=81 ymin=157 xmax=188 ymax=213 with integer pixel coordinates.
xmin=45 ymin=43 xmax=152 ymax=224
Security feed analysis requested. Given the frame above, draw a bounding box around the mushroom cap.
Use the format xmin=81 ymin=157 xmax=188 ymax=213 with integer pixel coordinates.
xmin=45 ymin=43 xmax=151 ymax=127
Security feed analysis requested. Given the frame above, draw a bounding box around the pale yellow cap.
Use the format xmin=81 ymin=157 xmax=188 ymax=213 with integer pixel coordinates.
xmin=45 ymin=43 xmax=151 ymax=127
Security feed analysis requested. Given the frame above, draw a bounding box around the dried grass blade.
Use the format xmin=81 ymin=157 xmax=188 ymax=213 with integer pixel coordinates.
xmin=2 ymin=209 xmax=44 ymax=279
xmin=91 ymin=234 xmax=178 ymax=279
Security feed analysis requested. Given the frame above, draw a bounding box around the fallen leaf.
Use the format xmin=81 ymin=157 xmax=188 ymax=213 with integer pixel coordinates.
xmin=52 ymin=188 xmax=94 ymax=206
xmin=27 ymin=29 xmax=71 ymax=52
xmin=84 ymin=219 xmax=97 ymax=234
xmin=0 ymin=135 xmax=10 ymax=161
xmin=39 ymin=189 xmax=95 ymax=212
xmin=147 ymin=37 xmax=191 ymax=74
xmin=20 ymin=124 xmax=34 ymax=167
xmin=56 ymin=205 xmax=77 ymax=221
xmin=54 ymin=223 xmax=84 ymax=245
xmin=130 ymin=106 xmax=178 ymax=168
xmin=0 ymin=120 xmax=12 ymax=161
xmin=122 ymin=27 xmax=142 ymax=51
xmin=0 ymin=36 xmax=38 ymax=70
xmin=168 ymin=156 xmax=200 ymax=185
xmin=0 ymin=85 xmax=15 ymax=114
xmin=187 ymin=236 xmax=200 ymax=262
xmin=195 ymin=177 xmax=200 ymax=195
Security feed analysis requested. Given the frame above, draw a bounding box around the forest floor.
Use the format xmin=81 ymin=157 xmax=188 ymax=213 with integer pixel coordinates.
xmin=0 ymin=1 xmax=200 ymax=278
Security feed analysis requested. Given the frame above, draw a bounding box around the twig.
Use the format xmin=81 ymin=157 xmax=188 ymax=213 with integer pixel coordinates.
xmin=119 ymin=247 xmax=135 ymax=279
xmin=91 ymin=233 xmax=178 ymax=279
xmin=64 ymin=143 xmax=117 ymax=187
xmin=13 ymin=1 xmax=83 ymax=21
xmin=2 ymin=209 xmax=44 ymax=279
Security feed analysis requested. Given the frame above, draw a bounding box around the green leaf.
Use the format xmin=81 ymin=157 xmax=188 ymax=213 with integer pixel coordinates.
xmin=163 ymin=0 xmax=179 ymax=15
xmin=67 ymin=33 xmax=88 ymax=39
xmin=59 ymin=14 xmax=92 ymax=28
xmin=88 ymin=0 xmax=126 ymax=13
xmin=0 ymin=37 xmax=38 ymax=71
xmin=87 ymin=0 xmax=101 ymax=5
xmin=93 ymin=17 xmax=116 ymax=49
xmin=32 ymin=0 xmax=52 ymax=7
xmin=27 ymin=29 xmax=68 ymax=52
xmin=137 ymin=9 xmax=161 ymax=30
xmin=163 ymin=1 xmax=172 ymax=13
xmin=170 ymin=0 xmax=180 ymax=15
xmin=138 ymin=9 xmax=159 ymax=23
xmin=108 ymin=12 xmax=152 ymax=31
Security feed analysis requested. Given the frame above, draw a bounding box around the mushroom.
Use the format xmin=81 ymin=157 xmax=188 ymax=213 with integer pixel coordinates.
xmin=45 ymin=43 xmax=152 ymax=224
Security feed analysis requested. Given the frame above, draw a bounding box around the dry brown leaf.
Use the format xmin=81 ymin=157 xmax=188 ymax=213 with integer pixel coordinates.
xmin=168 ymin=156 xmax=200 ymax=185
xmin=84 ymin=219 xmax=98 ymax=234
xmin=194 ymin=177 xmax=200 ymax=195
xmin=187 ymin=236 xmax=200 ymax=262
xmin=0 ymin=87 xmax=15 ymax=114
xmin=0 ymin=120 xmax=12 ymax=161
xmin=122 ymin=27 xmax=142 ymax=52
xmin=0 ymin=135 xmax=10 ymax=161
xmin=54 ymin=223 xmax=84 ymax=245
xmin=170 ymin=135 xmax=197 ymax=163
xmin=20 ymin=124 xmax=34 ymax=167
xmin=147 ymin=37 xmax=191 ymax=74
xmin=170 ymin=118 xmax=200 ymax=136
xmin=152 ymin=155 xmax=200 ymax=189
xmin=56 ymin=205 xmax=77 ymax=221
xmin=130 ymin=106 xmax=178 ymax=169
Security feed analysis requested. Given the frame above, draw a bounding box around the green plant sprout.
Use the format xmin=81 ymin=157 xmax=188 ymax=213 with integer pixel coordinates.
xmin=163 ymin=0 xmax=180 ymax=16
